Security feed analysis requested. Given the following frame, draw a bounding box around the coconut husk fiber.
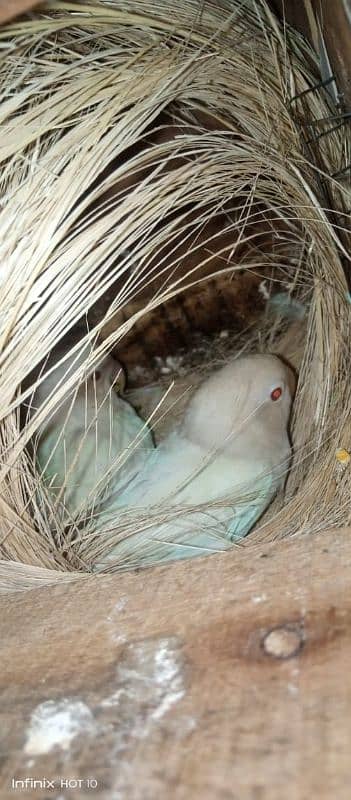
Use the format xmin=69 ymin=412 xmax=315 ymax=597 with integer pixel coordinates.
xmin=0 ymin=0 xmax=350 ymax=592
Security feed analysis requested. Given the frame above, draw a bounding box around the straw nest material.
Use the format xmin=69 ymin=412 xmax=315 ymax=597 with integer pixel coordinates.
xmin=0 ymin=0 xmax=350 ymax=592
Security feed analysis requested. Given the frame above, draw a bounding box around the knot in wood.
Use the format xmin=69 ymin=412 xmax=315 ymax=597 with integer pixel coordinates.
xmin=262 ymin=625 xmax=303 ymax=659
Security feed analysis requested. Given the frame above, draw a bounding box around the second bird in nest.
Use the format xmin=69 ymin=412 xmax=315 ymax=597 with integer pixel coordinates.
xmin=30 ymin=343 xmax=154 ymax=524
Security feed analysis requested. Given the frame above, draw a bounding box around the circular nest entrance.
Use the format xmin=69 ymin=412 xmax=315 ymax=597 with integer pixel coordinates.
xmin=0 ymin=0 xmax=350 ymax=591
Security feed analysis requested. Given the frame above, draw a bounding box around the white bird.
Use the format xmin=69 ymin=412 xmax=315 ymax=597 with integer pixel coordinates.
xmin=29 ymin=342 xmax=154 ymax=522
xmin=97 ymin=354 xmax=295 ymax=568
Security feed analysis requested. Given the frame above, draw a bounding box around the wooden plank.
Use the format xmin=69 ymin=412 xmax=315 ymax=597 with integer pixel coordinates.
xmin=270 ymin=0 xmax=351 ymax=107
xmin=0 ymin=1 xmax=41 ymax=25
xmin=318 ymin=0 xmax=351 ymax=109
xmin=1 ymin=527 xmax=351 ymax=799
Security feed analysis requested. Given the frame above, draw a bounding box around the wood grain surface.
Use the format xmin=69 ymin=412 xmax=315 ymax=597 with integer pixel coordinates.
xmin=270 ymin=0 xmax=351 ymax=108
xmin=0 ymin=1 xmax=41 ymax=25
xmin=1 ymin=526 xmax=350 ymax=799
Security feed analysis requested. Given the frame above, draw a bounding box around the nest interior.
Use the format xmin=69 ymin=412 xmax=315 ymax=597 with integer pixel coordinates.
xmin=0 ymin=0 xmax=350 ymax=589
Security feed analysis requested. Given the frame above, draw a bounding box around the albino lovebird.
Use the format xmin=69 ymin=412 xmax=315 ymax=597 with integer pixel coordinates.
xmin=97 ymin=354 xmax=295 ymax=568
xmin=30 ymin=343 xmax=154 ymax=522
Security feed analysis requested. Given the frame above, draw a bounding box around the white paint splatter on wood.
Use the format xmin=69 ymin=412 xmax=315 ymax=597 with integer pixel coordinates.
xmin=252 ymin=594 xmax=267 ymax=604
xmin=24 ymin=699 xmax=96 ymax=756
xmin=151 ymin=641 xmax=184 ymax=721
xmin=102 ymin=637 xmax=184 ymax=735
xmin=106 ymin=595 xmax=129 ymax=643
xmin=114 ymin=596 xmax=128 ymax=612
xmin=104 ymin=637 xmax=186 ymax=797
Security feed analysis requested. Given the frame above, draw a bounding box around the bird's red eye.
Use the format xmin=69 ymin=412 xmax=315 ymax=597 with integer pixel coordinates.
xmin=270 ymin=386 xmax=282 ymax=401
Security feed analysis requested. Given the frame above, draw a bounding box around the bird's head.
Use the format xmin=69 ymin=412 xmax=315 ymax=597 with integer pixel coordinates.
xmin=30 ymin=343 xmax=126 ymax=418
xmin=182 ymin=354 xmax=296 ymax=458
xmin=90 ymin=354 xmax=126 ymax=395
